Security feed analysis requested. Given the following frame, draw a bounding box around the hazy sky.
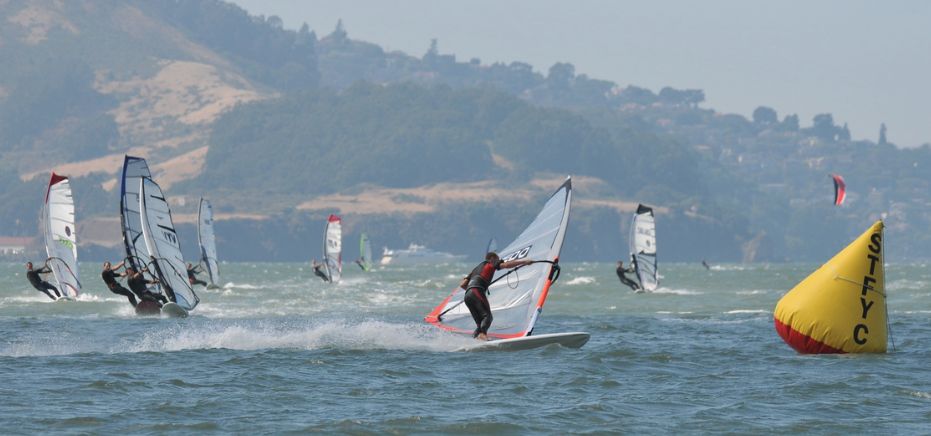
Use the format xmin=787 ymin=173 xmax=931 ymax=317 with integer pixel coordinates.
xmin=233 ymin=0 xmax=930 ymax=147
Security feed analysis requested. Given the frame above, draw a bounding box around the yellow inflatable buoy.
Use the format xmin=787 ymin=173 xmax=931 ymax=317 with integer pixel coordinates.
xmin=774 ymin=221 xmax=887 ymax=353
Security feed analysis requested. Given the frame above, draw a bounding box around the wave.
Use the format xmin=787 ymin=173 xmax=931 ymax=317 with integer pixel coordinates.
xmin=651 ymin=288 xmax=703 ymax=296
xmin=0 ymin=320 xmax=477 ymax=357
xmin=724 ymin=309 xmax=768 ymax=314
xmin=565 ymin=276 xmax=596 ymax=286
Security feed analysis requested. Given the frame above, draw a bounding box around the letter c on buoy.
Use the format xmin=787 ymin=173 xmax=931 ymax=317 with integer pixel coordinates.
xmin=853 ymin=324 xmax=869 ymax=345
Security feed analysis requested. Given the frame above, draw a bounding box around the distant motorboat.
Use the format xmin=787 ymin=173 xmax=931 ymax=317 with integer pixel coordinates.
xmin=380 ymin=244 xmax=466 ymax=265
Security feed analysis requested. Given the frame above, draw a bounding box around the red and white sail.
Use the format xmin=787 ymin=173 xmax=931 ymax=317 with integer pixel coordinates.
xmin=831 ymin=174 xmax=846 ymax=206
xmin=425 ymin=178 xmax=572 ymax=339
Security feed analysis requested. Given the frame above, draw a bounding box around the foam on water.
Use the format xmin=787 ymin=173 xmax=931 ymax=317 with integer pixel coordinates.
xmin=565 ymin=276 xmax=596 ymax=286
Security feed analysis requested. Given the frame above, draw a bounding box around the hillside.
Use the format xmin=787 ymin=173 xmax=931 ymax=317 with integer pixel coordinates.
xmin=1 ymin=0 xmax=930 ymax=262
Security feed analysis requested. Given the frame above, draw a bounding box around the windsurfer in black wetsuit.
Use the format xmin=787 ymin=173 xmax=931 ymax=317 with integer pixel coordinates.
xmin=616 ymin=260 xmax=640 ymax=291
xmin=702 ymin=259 xmax=711 ymax=270
xmin=354 ymin=258 xmax=366 ymax=271
xmin=101 ymin=260 xmax=137 ymax=307
xmin=186 ymin=263 xmax=208 ymax=287
xmin=25 ymin=261 xmax=61 ymax=300
xmin=312 ymin=259 xmax=329 ymax=282
xmin=126 ymin=267 xmax=167 ymax=306
xmin=459 ymin=252 xmax=536 ymax=341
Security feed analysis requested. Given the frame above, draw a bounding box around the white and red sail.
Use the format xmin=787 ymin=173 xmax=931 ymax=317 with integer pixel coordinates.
xmin=831 ymin=174 xmax=846 ymax=206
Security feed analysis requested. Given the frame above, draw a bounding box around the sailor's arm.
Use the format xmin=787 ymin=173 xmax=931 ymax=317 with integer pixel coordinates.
xmin=500 ymin=259 xmax=534 ymax=269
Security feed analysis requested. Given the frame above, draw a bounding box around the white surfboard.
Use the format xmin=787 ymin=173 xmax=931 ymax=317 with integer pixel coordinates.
xmin=456 ymin=332 xmax=590 ymax=352
xmin=161 ymin=302 xmax=189 ymax=318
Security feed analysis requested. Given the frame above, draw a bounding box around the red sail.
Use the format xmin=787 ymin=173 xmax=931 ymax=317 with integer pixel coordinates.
xmin=831 ymin=174 xmax=846 ymax=206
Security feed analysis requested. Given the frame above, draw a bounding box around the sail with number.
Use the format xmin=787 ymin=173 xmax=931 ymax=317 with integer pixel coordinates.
xmin=120 ymin=156 xmax=153 ymax=272
xmin=197 ymin=198 xmax=220 ymax=286
xmin=359 ymin=233 xmax=373 ymax=271
xmin=426 ymin=177 xmax=572 ymax=339
xmin=139 ymin=177 xmax=199 ymax=310
xmin=324 ymin=215 xmax=342 ymax=283
xmin=630 ymin=204 xmax=658 ymax=291
xmin=43 ymin=173 xmax=80 ymax=299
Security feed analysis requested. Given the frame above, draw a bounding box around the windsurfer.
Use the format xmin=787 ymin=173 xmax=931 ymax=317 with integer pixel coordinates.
xmin=101 ymin=260 xmax=137 ymax=307
xmin=126 ymin=267 xmax=167 ymax=306
xmin=355 ymin=258 xmax=365 ymax=270
xmin=186 ymin=263 xmax=208 ymax=287
xmin=25 ymin=261 xmax=61 ymax=300
xmin=702 ymin=259 xmax=711 ymax=270
xmin=616 ymin=260 xmax=640 ymax=291
xmin=312 ymin=259 xmax=329 ymax=282
xmin=459 ymin=252 xmax=535 ymax=340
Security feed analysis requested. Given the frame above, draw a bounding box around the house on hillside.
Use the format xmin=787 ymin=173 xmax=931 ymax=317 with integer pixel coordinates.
xmin=0 ymin=237 xmax=32 ymax=256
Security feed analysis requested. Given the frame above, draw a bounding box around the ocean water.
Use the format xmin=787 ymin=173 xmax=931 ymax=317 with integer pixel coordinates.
xmin=2 ymin=261 xmax=931 ymax=433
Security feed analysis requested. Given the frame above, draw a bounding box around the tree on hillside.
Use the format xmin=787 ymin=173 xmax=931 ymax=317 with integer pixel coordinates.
xmin=879 ymin=123 xmax=888 ymax=145
xmin=752 ymin=106 xmax=778 ymax=125
xmin=811 ymin=113 xmax=837 ymax=141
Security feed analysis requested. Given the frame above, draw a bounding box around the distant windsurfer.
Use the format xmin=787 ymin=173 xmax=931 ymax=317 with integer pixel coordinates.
xmin=459 ymin=252 xmax=535 ymax=341
xmin=25 ymin=261 xmax=61 ymax=300
xmin=312 ymin=259 xmax=329 ymax=282
xmin=126 ymin=267 xmax=167 ymax=306
xmin=355 ymin=258 xmax=366 ymax=270
xmin=616 ymin=260 xmax=640 ymax=291
xmin=101 ymin=261 xmax=137 ymax=307
xmin=702 ymin=259 xmax=711 ymax=270
xmin=187 ymin=263 xmax=208 ymax=287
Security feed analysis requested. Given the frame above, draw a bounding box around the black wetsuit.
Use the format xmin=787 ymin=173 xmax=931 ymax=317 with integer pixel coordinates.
xmin=187 ymin=267 xmax=208 ymax=287
xmin=355 ymin=260 xmax=365 ymax=271
xmin=27 ymin=267 xmax=61 ymax=300
xmin=313 ymin=266 xmax=329 ymax=282
xmin=463 ymin=259 xmax=502 ymax=337
xmin=127 ymin=274 xmax=167 ymax=306
xmin=102 ymin=269 xmax=137 ymax=307
xmin=616 ymin=266 xmax=640 ymax=291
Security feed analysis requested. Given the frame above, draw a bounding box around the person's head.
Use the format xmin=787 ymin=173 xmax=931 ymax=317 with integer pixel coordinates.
xmin=617 ymin=260 xmax=623 ymax=267
xmin=187 ymin=263 xmax=193 ymax=268
xmin=26 ymin=262 xmax=33 ymax=270
xmin=125 ymin=267 xmax=135 ymax=275
xmin=103 ymin=261 xmax=111 ymax=270
xmin=485 ymin=252 xmax=499 ymax=263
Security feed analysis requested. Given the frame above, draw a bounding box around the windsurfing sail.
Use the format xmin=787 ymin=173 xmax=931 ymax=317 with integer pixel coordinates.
xmin=426 ymin=177 xmax=572 ymax=339
xmin=484 ymin=237 xmax=498 ymax=256
xmin=629 ymin=204 xmax=658 ymax=291
xmin=774 ymin=220 xmax=887 ymax=353
xmin=197 ymin=198 xmax=220 ymax=286
xmin=43 ymin=173 xmax=80 ymax=298
xmin=324 ymin=214 xmax=342 ymax=283
xmin=831 ymin=174 xmax=846 ymax=206
xmin=139 ymin=178 xmax=199 ymax=310
xmin=359 ymin=232 xmax=373 ymax=271
xmin=120 ymin=156 xmax=153 ymax=272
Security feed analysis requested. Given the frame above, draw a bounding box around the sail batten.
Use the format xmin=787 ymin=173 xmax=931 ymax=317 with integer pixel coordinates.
xmin=426 ymin=177 xmax=572 ymax=339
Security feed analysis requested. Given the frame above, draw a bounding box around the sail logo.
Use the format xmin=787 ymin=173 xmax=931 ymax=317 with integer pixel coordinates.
xmin=854 ymin=232 xmax=882 ymax=345
xmin=501 ymin=245 xmax=532 ymax=262
xmin=57 ymin=239 xmax=74 ymax=249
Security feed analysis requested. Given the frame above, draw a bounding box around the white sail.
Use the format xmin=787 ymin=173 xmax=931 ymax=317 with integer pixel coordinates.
xmin=44 ymin=173 xmax=80 ymax=298
xmin=197 ymin=198 xmax=220 ymax=286
xmin=426 ymin=177 xmax=572 ymax=338
xmin=120 ymin=156 xmax=153 ymax=272
xmin=629 ymin=204 xmax=658 ymax=291
xmin=324 ymin=215 xmax=342 ymax=283
xmin=139 ymin=178 xmax=199 ymax=310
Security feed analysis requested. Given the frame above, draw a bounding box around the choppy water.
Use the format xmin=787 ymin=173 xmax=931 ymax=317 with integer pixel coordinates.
xmin=3 ymin=261 xmax=931 ymax=433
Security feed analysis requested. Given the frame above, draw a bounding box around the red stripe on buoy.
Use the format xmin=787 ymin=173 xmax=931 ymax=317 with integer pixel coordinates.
xmin=774 ymin=318 xmax=845 ymax=354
